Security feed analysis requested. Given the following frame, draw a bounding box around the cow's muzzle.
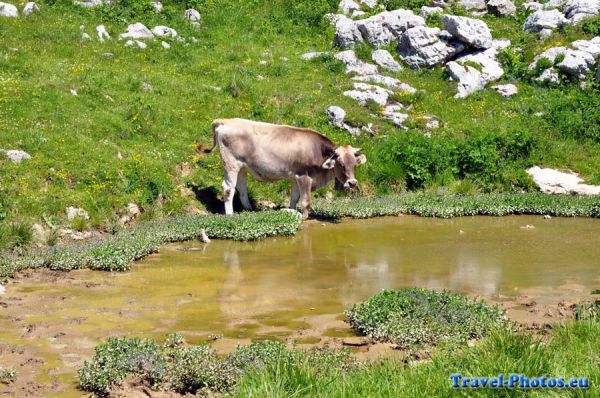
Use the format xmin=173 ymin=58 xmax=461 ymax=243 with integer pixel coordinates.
xmin=344 ymin=179 xmax=358 ymax=189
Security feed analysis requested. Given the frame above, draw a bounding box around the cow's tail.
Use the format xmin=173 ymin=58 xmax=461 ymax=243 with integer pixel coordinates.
xmin=196 ymin=120 xmax=223 ymax=154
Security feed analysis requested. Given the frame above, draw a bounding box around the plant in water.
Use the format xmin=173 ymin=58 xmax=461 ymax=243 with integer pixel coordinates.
xmin=345 ymin=288 xmax=509 ymax=348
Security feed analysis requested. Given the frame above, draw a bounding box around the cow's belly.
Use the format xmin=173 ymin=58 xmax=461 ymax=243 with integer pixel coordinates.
xmin=244 ymin=164 xmax=294 ymax=182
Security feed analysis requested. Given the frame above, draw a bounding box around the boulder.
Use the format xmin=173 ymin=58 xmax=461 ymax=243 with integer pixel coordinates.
xmin=530 ymin=46 xmax=567 ymax=68
xmin=0 ymin=2 xmax=18 ymax=17
xmin=152 ymin=25 xmax=177 ymax=38
xmin=419 ymin=5 xmax=443 ymax=17
xmin=523 ymin=1 xmax=544 ymax=10
xmin=527 ymin=166 xmax=600 ymax=195
xmin=343 ymin=82 xmax=393 ymax=106
xmin=352 ymin=74 xmax=417 ymax=92
xmin=441 ymin=15 xmax=493 ymax=49
xmin=523 ymin=9 xmax=567 ymax=32
xmin=185 ymin=8 xmax=201 ymax=23
xmin=355 ymin=9 xmax=425 ymax=47
xmin=564 ymin=0 xmax=600 ymax=23
xmin=151 ymin=1 xmax=162 ymax=12
xmin=22 ymin=2 xmax=39 ymax=16
xmin=397 ymin=26 xmax=465 ymax=67
xmin=492 ymin=83 xmax=518 ymax=96
xmin=446 ymin=62 xmax=486 ymax=98
xmin=458 ymin=0 xmax=487 ymax=10
xmin=2 ymin=149 xmax=31 ymax=163
xmin=536 ymin=67 xmax=561 ymax=83
xmin=325 ymin=106 xmax=361 ymax=136
xmin=119 ymin=23 xmax=154 ymax=40
xmin=335 ymin=50 xmax=379 ymax=74
xmin=66 ymin=206 xmax=89 ymax=220
xmin=556 ymin=48 xmax=595 ymax=78
xmin=124 ymin=39 xmax=147 ymax=49
xmin=371 ymin=49 xmax=402 ymax=72
xmin=487 ymin=0 xmax=517 ymax=15
xmin=96 ymin=25 xmax=110 ymax=42
xmin=333 ymin=14 xmax=363 ymax=48
xmin=382 ymin=105 xmax=409 ymax=128
xmin=571 ymin=37 xmax=600 ymax=58
xmin=300 ymin=51 xmax=329 ymax=60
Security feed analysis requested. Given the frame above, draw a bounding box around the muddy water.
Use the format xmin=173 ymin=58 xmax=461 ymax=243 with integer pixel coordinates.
xmin=1 ymin=216 xmax=600 ymax=397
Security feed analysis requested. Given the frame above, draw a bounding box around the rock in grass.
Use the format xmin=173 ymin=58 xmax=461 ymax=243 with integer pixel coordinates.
xmin=185 ymin=8 xmax=201 ymax=23
xmin=523 ymin=9 xmax=567 ymax=33
xmin=332 ymin=14 xmax=364 ymax=48
xmin=527 ymin=166 xmax=600 ymax=195
xmin=0 ymin=2 xmax=18 ymax=17
xmin=441 ymin=15 xmax=493 ymax=49
xmin=345 ymin=288 xmax=507 ymax=348
xmin=343 ymin=82 xmax=392 ymax=106
xmin=371 ymin=49 xmax=402 ymax=72
xmin=119 ymin=23 xmax=154 ymax=40
xmin=492 ymin=83 xmax=518 ymax=97
xmin=564 ymin=0 xmax=600 ymax=24
xmin=151 ymin=0 xmax=162 ymax=12
xmin=325 ymin=106 xmax=361 ymax=136
xmin=419 ymin=6 xmax=443 ymax=17
xmin=96 ymin=25 xmax=110 ymax=42
xmin=22 ymin=2 xmax=39 ymax=16
xmin=334 ymin=50 xmax=379 ymax=74
xmin=355 ymin=10 xmax=426 ymax=47
xmin=66 ymin=206 xmax=89 ymax=221
xmin=352 ymin=74 xmax=416 ymax=92
xmin=397 ymin=26 xmax=465 ymax=68
xmin=300 ymin=51 xmax=329 ymax=60
xmin=556 ymin=49 xmax=595 ymax=78
xmin=486 ymin=0 xmax=516 ymax=16
xmin=2 ymin=149 xmax=31 ymax=163
xmin=124 ymin=40 xmax=147 ymax=49
xmin=152 ymin=25 xmax=177 ymax=38
xmin=74 ymin=0 xmax=107 ymax=7
xmin=161 ymin=41 xmax=170 ymax=49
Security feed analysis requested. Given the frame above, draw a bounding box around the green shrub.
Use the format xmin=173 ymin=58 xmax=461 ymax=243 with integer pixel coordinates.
xmin=543 ymin=87 xmax=600 ymax=143
xmin=345 ymin=288 xmax=509 ymax=348
xmin=535 ymin=57 xmax=553 ymax=71
xmin=382 ymin=0 xmax=430 ymax=12
xmin=580 ymin=14 xmax=600 ymax=35
xmin=575 ymin=299 xmax=600 ymax=322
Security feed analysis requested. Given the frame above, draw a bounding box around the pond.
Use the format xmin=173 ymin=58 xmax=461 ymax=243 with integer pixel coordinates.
xmin=1 ymin=215 xmax=599 ymax=397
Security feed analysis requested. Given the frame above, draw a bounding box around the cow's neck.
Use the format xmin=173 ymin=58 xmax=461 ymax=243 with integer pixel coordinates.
xmin=311 ymin=169 xmax=336 ymax=190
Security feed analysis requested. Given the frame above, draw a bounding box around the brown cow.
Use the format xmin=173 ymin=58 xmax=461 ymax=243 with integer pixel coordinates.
xmin=201 ymin=118 xmax=367 ymax=218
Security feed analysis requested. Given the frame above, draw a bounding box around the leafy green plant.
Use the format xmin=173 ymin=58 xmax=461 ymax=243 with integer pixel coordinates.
xmin=575 ymin=300 xmax=600 ymax=322
xmin=345 ymin=288 xmax=509 ymax=348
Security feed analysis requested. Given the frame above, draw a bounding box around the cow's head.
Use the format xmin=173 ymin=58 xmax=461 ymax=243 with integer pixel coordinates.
xmin=322 ymin=145 xmax=367 ymax=189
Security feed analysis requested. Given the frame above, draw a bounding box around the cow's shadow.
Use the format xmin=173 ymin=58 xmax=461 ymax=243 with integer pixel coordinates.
xmin=191 ymin=185 xmax=256 ymax=214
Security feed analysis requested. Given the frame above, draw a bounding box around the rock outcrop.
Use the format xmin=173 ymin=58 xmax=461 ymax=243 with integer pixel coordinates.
xmin=397 ymin=26 xmax=465 ymax=67
xmin=2 ymin=149 xmax=31 ymax=163
xmin=527 ymin=166 xmax=600 ymax=195
xmin=529 ymin=37 xmax=600 ymax=81
xmin=119 ymin=23 xmax=154 ymax=40
xmin=0 ymin=2 xmax=18 ymax=17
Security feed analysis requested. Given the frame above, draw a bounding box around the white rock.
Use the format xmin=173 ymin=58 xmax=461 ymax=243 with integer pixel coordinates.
xmin=343 ymin=82 xmax=393 ymax=106
xmin=352 ymin=9 xmax=367 ymax=17
xmin=446 ymin=62 xmax=486 ymax=98
xmin=66 ymin=206 xmax=89 ymax=220
xmin=124 ymin=39 xmax=147 ymax=49
xmin=523 ymin=1 xmax=544 ymax=10
xmin=185 ymin=8 xmax=201 ymax=22
xmin=96 ymin=25 xmax=110 ymax=42
xmin=527 ymin=166 xmax=600 ymax=195
xmin=0 ymin=2 xmax=18 ymax=17
xmin=539 ymin=28 xmax=554 ymax=38
xmin=382 ymin=105 xmax=409 ymax=128
xmin=2 ymin=149 xmax=31 ymax=163
xmin=119 ymin=23 xmax=154 ymax=40
xmin=300 ymin=51 xmax=329 ymax=60
xmin=523 ymin=9 xmax=567 ymax=32
xmin=335 ymin=50 xmax=379 ymax=74
xmin=530 ymin=46 xmax=567 ymax=68
xmin=487 ymin=0 xmax=516 ymax=15
xmin=127 ymin=203 xmax=140 ymax=217
xmin=397 ymin=26 xmax=465 ymax=67
xmin=536 ymin=67 xmax=561 ymax=83
xmin=332 ymin=14 xmax=364 ymax=48
xmin=543 ymin=0 xmax=568 ymax=9
xmin=152 ymin=25 xmax=177 ymax=38
xmin=161 ymin=41 xmax=170 ymax=49
xmin=355 ymin=9 xmax=426 ymax=47
xmin=325 ymin=106 xmax=347 ymax=128
xmin=492 ymin=83 xmax=518 ymax=97
xmin=556 ymin=48 xmax=595 ymax=78
xmin=571 ymin=38 xmax=600 ymax=58
xmin=352 ymin=74 xmax=416 ymax=92
xmin=371 ymin=49 xmax=402 ymax=72
xmin=200 ymin=229 xmax=210 ymax=243
xmin=441 ymin=15 xmax=493 ymax=49
xmin=564 ymin=0 xmax=600 ymax=23
xmin=74 ymin=0 xmax=108 ymax=7
xmin=70 ymin=87 xmax=78 ymax=96
xmin=419 ymin=5 xmax=443 ymax=17
xmin=81 ymin=32 xmax=91 ymax=41
xmin=151 ymin=0 xmax=162 ymax=12
xmin=22 ymin=2 xmax=39 ymax=16
xmin=459 ymin=0 xmax=487 ymax=10
xmin=339 ymin=0 xmax=361 ymax=14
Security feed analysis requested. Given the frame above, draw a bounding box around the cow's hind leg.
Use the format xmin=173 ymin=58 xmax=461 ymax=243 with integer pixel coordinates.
xmin=222 ymin=168 xmax=239 ymax=216
xmin=295 ymin=175 xmax=313 ymax=219
xmin=236 ymin=170 xmax=252 ymax=211
xmin=290 ymin=182 xmax=300 ymax=210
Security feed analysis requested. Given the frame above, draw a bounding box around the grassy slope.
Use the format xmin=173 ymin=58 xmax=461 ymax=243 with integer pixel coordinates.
xmin=1 ymin=0 xmax=599 ymax=232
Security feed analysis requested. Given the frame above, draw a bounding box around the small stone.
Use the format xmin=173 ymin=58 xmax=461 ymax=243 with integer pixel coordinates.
xmin=119 ymin=23 xmax=154 ymax=40
xmin=0 ymin=2 xmax=18 ymax=17
xmin=70 ymin=87 xmax=78 ymax=96
xmin=152 ymin=25 xmax=177 ymax=38
xmin=342 ymin=337 xmax=370 ymax=346
xmin=543 ymin=214 xmax=552 ymax=219
xmin=200 ymin=229 xmax=210 ymax=243
xmin=161 ymin=41 xmax=170 ymax=49
xmin=23 ymin=2 xmax=40 ymax=16
xmin=301 ymin=51 xmax=328 ymax=60
xmin=96 ymin=25 xmax=110 ymax=42
xmin=81 ymin=32 xmax=91 ymax=41
xmin=492 ymin=83 xmax=518 ymax=97
xmin=66 ymin=206 xmax=89 ymax=220
xmin=151 ymin=0 xmax=162 ymax=12
xmin=3 ymin=149 xmax=32 ymax=163
xmin=371 ymin=49 xmax=402 ymax=72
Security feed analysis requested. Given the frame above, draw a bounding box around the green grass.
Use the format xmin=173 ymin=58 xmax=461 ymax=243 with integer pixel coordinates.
xmin=1 ymin=0 xmax=600 ymax=232
xmin=345 ymin=288 xmax=508 ymax=348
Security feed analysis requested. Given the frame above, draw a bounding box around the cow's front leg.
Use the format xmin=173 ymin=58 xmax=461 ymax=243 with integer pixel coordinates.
xmin=222 ymin=168 xmax=239 ymax=216
xmin=236 ymin=171 xmax=252 ymax=211
xmin=290 ymin=183 xmax=300 ymax=210
xmin=295 ymin=175 xmax=312 ymax=219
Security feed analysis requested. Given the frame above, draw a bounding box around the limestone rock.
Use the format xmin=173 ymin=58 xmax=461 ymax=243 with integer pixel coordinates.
xmin=335 ymin=50 xmax=379 ymax=74
xmin=152 ymin=25 xmax=177 ymax=38
xmin=564 ymin=0 xmax=600 ymax=23
xmin=300 ymin=51 xmax=329 ymax=60
xmin=96 ymin=25 xmax=110 ymax=42
xmin=487 ymin=0 xmax=517 ymax=15
xmin=74 ymin=0 xmax=108 ymax=7
xmin=556 ymin=48 xmax=595 ymax=78
xmin=446 ymin=62 xmax=486 ymax=98
xmin=397 ymin=26 xmax=465 ymax=67
xmin=23 ymin=2 xmax=39 ymax=16
xmin=492 ymin=83 xmax=518 ymax=97
xmin=571 ymin=38 xmax=600 ymax=58
xmin=66 ymin=206 xmax=89 ymax=220
xmin=325 ymin=106 xmax=361 ymax=136
xmin=371 ymin=49 xmax=402 ymax=72
xmin=355 ymin=9 xmax=425 ymax=47
xmin=441 ymin=15 xmax=493 ymax=49
xmin=458 ymin=0 xmax=487 ymax=10
xmin=0 ymin=2 xmax=18 ymax=17
xmin=332 ymin=14 xmax=363 ymax=48
xmin=352 ymin=74 xmax=416 ymax=92
xmin=343 ymin=82 xmax=393 ymax=106
xmin=527 ymin=166 xmax=600 ymax=195
xmin=151 ymin=1 xmax=162 ymax=12
xmin=419 ymin=5 xmax=443 ymax=17
xmin=2 ymin=149 xmax=31 ymax=163
xmin=119 ymin=23 xmax=154 ymax=40
xmin=523 ymin=9 xmax=567 ymax=32
xmin=161 ymin=41 xmax=170 ymax=49
xmin=185 ymin=8 xmax=200 ymax=29
xmin=124 ymin=40 xmax=147 ymax=49
xmin=536 ymin=67 xmax=561 ymax=83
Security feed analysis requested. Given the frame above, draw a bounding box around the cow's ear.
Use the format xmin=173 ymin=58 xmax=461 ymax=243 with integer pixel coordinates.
xmin=356 ymin=154 xmax=367 ymax=165
xmin=322 ymin=158 xmax=336 ymax=169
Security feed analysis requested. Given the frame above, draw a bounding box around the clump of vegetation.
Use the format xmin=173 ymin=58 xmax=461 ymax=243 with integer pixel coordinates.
xmin=543 ymin=87 xmax=600 ymax=144
xmin=345 ymin=288 xmax=509 ymax=348
xmin=0 ymin=210 xmax=302 ymax=281
xmin=79 ymin=337 xmax=356 ymax=396
xmin=312 ymin=192 xmax=600 ymax=219
xmin=575 ymin=297 xmax=600 ymax=322
xmin=0 ymin=368 xmax=17 ymax=384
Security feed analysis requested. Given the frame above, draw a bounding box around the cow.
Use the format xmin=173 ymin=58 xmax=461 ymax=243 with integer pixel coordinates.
xmin=200 ymin=118 xmax=367 ymax=219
